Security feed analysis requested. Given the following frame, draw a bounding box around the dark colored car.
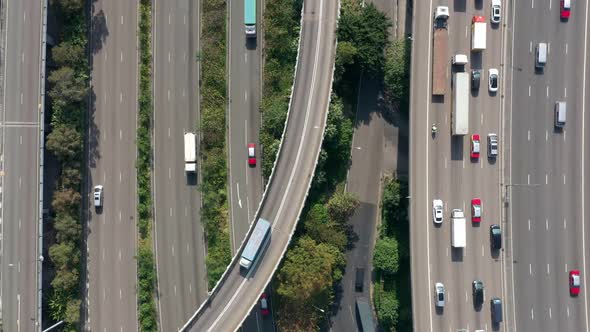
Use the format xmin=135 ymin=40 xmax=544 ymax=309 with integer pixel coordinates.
xmin=355 ymin=267 xmax=365 ymax=292
xmin=473 ymin=280 xmax=485 ymax=306
xmin=491 ymin=297 xmax=503 ymax=323
xmin=471 ymin=70 xmax=481 ymax=91
xmin=490 ymin=224 xmax=502 ymax=250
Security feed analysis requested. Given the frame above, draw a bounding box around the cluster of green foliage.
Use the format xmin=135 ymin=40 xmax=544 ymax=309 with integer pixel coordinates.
xmin=44 ymin=0 xmax=86 ymax=330
xmin=199 ymin=0 xmax=231 ymax=288
xmin=259 ymin=0 xmax=303 ymax=178
xmin=271 ymin=0 xmax=396 ymax=330
xmin=374 ymin=178 xmax=412 ymax=331
xmin=136 ymin=0 xmax=158 ymax=330
xmin=384 ymin=39 xmax=411 ymax=113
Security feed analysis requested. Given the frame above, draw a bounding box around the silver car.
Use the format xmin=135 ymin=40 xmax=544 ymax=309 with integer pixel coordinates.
xmin=432 ymin=199 xmax=443 ymax=224
xmin=487 ymin=134 xmax=498 ymax=158
xmin=435 ymin=282 xmax=445 ymax=307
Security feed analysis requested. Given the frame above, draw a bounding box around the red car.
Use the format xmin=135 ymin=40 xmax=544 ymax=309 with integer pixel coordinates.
xmin=560 ymin=0 xmax=571 ymax=19
xmin=471 ymin=134 xmax=481 ymax=159
xmin=570 ymin=270 xmax=581 ymax=296
xmin=471 ymin=198 xmax=482 ymax=223
xmin=248 ymin=143 xmax=256 ymax=166
xmin=259 ymin=293 xmax=270 ymax=315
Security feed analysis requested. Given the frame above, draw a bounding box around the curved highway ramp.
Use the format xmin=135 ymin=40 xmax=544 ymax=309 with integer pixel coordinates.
xmin=181 ymin=0 xmax=339 ymax=330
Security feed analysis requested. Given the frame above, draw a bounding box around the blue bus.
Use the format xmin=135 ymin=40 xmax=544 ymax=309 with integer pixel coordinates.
xmin=239 ymin=218 xmax=271 ymax=269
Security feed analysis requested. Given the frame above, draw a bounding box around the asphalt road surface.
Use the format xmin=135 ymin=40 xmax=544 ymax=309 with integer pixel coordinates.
xmin=410 ymin=0 xmax=510 ymax=331
xmin=224 ymin=0 xmax=273 ymax=329
xmin=152 ymin=1 xmax=208 ymax=331
xmin=0 ymin=0 xmax=43 ymax=330
xmin=509 ymin=0 xmax=590 ymax=330
xmin=182 ymin=0 xmax=338 ymax=330
xmin=86 ymin=1 xmax=138 ymax=330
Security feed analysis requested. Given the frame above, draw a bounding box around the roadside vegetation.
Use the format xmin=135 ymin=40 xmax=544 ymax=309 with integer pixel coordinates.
xmin=136 ymin=0 xmax=158 ymax=330
xmin=43 ymin=0 xmax=87 ymax=330
xmin=269 ymin=0 xmax=394 ymax=330
xmin=374 ymin=178 xmax=411 ymax=330
xmin=259 ymin=0 xmax=303 ymax=178
xmin=199 ymin=0 xmax=231 ymax=287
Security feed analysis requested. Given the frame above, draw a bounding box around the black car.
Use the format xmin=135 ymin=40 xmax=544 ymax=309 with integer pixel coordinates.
xmin=491 ymin=297 xmax=503 ymax=323
xmin=355 ymin=267 xmax=365 ymax=292
xmin=490 ymin=224 xmax=502 ymax=250
xmin=472 ymin=280 xmax=484 ymax=306
xmin=471 ymin=70 xmax=481 ymax=91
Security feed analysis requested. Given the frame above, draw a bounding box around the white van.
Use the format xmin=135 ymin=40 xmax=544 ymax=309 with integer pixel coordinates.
xmin=555 ymin=101 xmax=566 ymax=127
xmin=536 ymin=43 xmax=547 ymax=69
xmin=452 ymin=54 xmax=468 ymax=66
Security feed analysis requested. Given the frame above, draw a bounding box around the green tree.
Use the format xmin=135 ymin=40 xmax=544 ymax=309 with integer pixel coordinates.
xmin=48 ymin=67 xmax=87 ymax=110
xmin=64 ymin=298 xmax=81 ymax=324
xmin=304 ymin=204 xmax=347 ymax=251
xmin=335 ymin=41 xmax=358 ymax=82
xmin=54 ymin=213 xmax=82 ymax=243
xmin=373 ymin=237 xmax=399 ymax=274
xmin=384 ymin=39 xmax=411 ymax=106
xmin=327 ymin=191 xmax=360 ymax=223
xmin=52 ymin=42 xmax=85 ymax=68
xmin=51 ymin=0 xmax=84 ymax=16
xmin=374 ymin=281 xmax=400 ymax=330
xmin=51 ymin=268 xmax=79 ymax=292
xmin=46 ymin=126 xmax=82 ymax=162
xmin=61 ymin=166 xmax=82 ymax=189
xmin=49 ymin=242 xmax=79 ymax=270
xmin=52 ymin=188 xmax=82 ymax=215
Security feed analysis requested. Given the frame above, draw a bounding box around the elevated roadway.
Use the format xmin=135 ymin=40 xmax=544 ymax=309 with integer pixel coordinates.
xmin=0 ymin=0 xmax=44 ymax=330
xmin=182 ymin=0 xmax=339 ymax=330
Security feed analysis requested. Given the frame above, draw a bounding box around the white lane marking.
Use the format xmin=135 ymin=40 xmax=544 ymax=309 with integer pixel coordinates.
xmin=236 ymin=182 xmax=242 ymax=208
xmin=189 ymin=283 xmax=192 ymax=294
xmin=168 ymin=127 xmax=171 ymax=137
xmin=103 ymin=288 xmax=106 ymax=301
xmin=184 ymin=15 xmax=187 ymax=25
xmin=528 ymin=85 xmax=531 ymax=96
xmin=119 ymin=289 xmax=122 ymax=300
xmin=566 ymin=43 xmax=569 ymax=54
xmin=566 ymin=264 xmax=568 ymax=272
xmin=171 ymin=245 xmax=175 ymax=257
xmin=19 ymin=135 xmax=22 ymax=145
xmin=546 ymin=173 xmax=548 ymax=184
xmin=528 ymin=174 xmax=531 ymax=185
xmin=120 ymin=172 xmax=122 ymax=183
xmin=549 ymin=307 xmax=552 ymax=319
xmin=444 ymin=157 xmax=447 ymax=169
xmin=564 ymin=174 xmax=566 ymax=184
xmin=187 ymin=243 xmax=190 ymax=254
xmin=102 ymin=248 xmax=105 ymax=261
xmin=528 ymin=130 xmax=531 ymax=141
xmin=465 ymin=25 xmax=468 ymax=37
xmin=564 ymin=218 xmax=567 ymax=229
xmin=530 ymin=263 xmax=532 ymax=275
xmin=531 ymin=307 xmax=534 ymax=320
xmin=169 ymin=52 xmax=171 ymax=63
xmin=169 ymin=207 xmax=172 ymax=217
xmin=546 ymin=219 xmax=549 ymax=230
xmin=481 ymin=245 xmax=484 ymax=257
xmin=245 ymin=52 xmax=248 ymax=63
xmin=169 ymin=167 xmax=171 ymax=179
xmin=120 ymin=129 xmax=123 ymax=141
xmin=465 ymin=292 xmax=468 ymax=302
xmin=480 ymin=113 xmax=484 ymax=124
xmin=245 ymin=91 xmax=248 ymax=101
xmin=168 ymin=90 xmax=170 ymax=101
xmin=549 ymin=0 xmax=552 ymax=10
xmin=118 ymin=250 xmax=121 ymax=261
xmin=548 ymin=42 xmax=551 ymax=54
xmin=528 ymin=219 xmax=531 ymax=230
xmin=121 ymin=15 xmax=124 ymax=25
xmin=545 ymin=130 xmax=548 ymax=141
xmin=446 ymin=247 xmax=449 ymax=257
xmin=582 ymin=0 xmax=590 ymax=329
xmin=119 ymin=211 xmax=122 ymax=222
xmin=547 ymin=263 xmax=550 ymax=275
xmin=120 ymin=51 xmax=123 ymax=63
xmin=169 ymin=13 xmax=171 ymax=25
xmin=546 ymin=86 xmax=549 ymax=97
xmin=20 ymin=92 xmax=23 ymax=104
xmin=565 ymin=87 xmax=567 ymax=97
xmin=481 ymin=161 xmax=483 ymax=169
xmin=530 ymin=41 xmax=533 ymax=53
xmin=120 ymin=92 xmax=123 ymax=103
xmin=568 ymin=306 xmax=570 ymax=317
xmin=462 ymin=159 xmax=465 ymax=169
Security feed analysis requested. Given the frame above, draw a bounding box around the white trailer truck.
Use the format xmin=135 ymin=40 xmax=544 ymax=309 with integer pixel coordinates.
xmin=452 ymin=72 xmax=469 ymax=135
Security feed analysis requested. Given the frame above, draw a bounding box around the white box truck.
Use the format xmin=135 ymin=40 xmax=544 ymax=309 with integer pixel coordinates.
xmin=184 ymin=132 xmax=197 ymax=173
xmin=471 ymin=16 xmax=486 ymax=51
xmin=452 ymin=72 xmax=469 ymax=135
xmin=451 ymin=209 xmax=466 ymax=248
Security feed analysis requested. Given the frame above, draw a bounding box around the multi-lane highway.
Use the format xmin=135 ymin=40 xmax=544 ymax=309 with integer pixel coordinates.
xmin=0 ymin=0 xmax=43 ymax=330
xmin=182 ymin=0 xmax=338 ymax=329
xmin=411 ymin=0 xmax=509 ymax=331
xmin=152 ymin=0 xmax=208 ymax=330
xmin=509 ymin=0 xmax=590 ymax=330
xmin=87 ymin=1 xmax=138 ymax=330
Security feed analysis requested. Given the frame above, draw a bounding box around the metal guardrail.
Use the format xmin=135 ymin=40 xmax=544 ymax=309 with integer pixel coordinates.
xmin=38 ymin=0 xmax=49 ymax=330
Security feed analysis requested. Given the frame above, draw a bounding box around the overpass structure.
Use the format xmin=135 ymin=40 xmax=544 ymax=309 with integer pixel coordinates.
xmin=181 ymin=0 xmax=339 ymax=330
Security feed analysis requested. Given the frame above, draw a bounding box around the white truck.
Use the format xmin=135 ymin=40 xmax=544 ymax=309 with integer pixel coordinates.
xmin=471 ymin=16 xmax=487 ymax=51
xmin=452 ymin=72 xmax=469 ymax=135
xmin=184 ymin=132 xmax=197 ymax=173
xmin=432 ymin=6 xmax=450 ymax=96
xmin=451 ymin=209 xmax=466 ymax=248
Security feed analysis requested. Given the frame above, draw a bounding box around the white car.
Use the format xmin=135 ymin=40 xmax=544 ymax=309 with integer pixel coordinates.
xmin=432 ymin=199 xmax=443 ymax=224
xmin=488 ymin=68 xmax=499 ymax=93
xmin=491 ymin=0 xmax=501 ymax=24
xmin=93 ymin=185 xmax=104 ymax=208
xmin=435 ymin=282 xmax=445 ymax=307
